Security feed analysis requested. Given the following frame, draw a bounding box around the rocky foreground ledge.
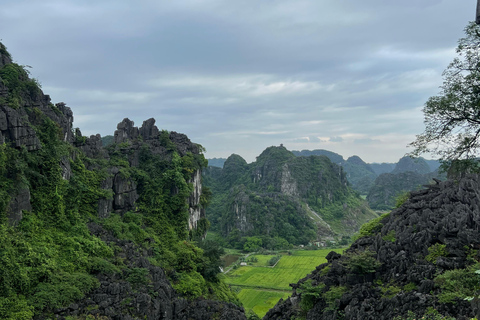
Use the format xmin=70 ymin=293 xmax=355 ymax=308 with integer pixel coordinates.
xmin=264 ymin=174 xmax=480 ymax=320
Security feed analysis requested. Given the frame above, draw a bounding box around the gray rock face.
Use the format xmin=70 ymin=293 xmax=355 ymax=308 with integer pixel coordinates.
xmin=114 ymin=118 xmax=139 ymax=144
xmin=49 ymin=223 xmax=247 ymax=320
xmin=0 ymin=60 xmax=74 ymax=225
xmin=112 ymin=170 xmax=138 ymax=213
xmin=139 ymin=118 xmax=159 ymax=140
xmin=265 ymin=175 xmax=480 ymax=320
xmin=0 ymin=105 xmax=41 ymax=150
xmin=0 ymin=44 xmax=12 ymax=69
xmin=188 ymin=169 xmax=205 ymax=231
xmin=7 ymin=187 xmax=31 ymax=226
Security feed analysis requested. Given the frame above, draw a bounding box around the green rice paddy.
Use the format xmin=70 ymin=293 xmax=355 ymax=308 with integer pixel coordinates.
xmin=224 ymin=248 xmax=344 ymax=317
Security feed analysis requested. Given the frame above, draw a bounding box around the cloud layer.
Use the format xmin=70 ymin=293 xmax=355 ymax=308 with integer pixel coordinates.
xmin=0 ymin=0 xmax=473 ymax=162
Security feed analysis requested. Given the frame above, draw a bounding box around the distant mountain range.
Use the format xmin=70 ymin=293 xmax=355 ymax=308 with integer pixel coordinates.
xmin=208 ymin=149 xmax=444 ymax=210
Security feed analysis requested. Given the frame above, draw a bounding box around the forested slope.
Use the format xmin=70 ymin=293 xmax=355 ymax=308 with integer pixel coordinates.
xmin=204 ymin=146 xmax=377 ymax=249
xmin=0 ymin=42 xmax=246 ymax=320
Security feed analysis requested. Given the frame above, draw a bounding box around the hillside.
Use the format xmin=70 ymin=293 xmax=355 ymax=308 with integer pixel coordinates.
xmin=0 ymin=42 xmax=246 ymax=319
xmin=264 ymin=175 xmax=480 ymax=320
xmin=204 ymin=146 xmax=377 ymax=248
xmin=292 ymin=151 xmax=442 ymax=199
xmin=292 ymin=150 xmax=376 ymax=195
xmin=367 ymin=157 xmax=445 ymax=210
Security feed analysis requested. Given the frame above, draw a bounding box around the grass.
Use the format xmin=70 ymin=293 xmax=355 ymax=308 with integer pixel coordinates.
xmin=237 ymin=289 xmax=290 ymax=317
xmin=225 ymin=248 xmax=344 ymax=317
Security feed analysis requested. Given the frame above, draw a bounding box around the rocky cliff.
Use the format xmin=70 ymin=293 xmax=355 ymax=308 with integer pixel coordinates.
xmin=264 ymin=175 xmax=480 ymax=320
xmin=0 ymin=42 xmax=245 ymax=319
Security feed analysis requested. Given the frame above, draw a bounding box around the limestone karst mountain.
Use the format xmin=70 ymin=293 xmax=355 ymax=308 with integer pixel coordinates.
xmin=204 ymin=146 xmax=377 ymax=247
xmin=0 ymin=42 xmax=246 ymax=319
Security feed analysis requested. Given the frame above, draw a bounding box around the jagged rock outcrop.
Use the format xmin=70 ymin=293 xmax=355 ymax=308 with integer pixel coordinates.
xmin=73 ymin=117 xmax=206 ymax=229
xmin=45 ymin=223 xmax=246 ymax=320
xmin=0 ymin=40 xmax=241 ymax=320
xmin=264 ymin=175 xmax=480 ymax=320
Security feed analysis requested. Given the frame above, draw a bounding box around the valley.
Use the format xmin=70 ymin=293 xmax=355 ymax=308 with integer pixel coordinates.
xmin=2 ymin=6 xmax=480 ymax=318
xmin=222 ymin=248 xmax=344 ymax=317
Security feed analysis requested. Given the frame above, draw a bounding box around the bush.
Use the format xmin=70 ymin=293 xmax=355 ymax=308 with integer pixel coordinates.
xmin=268 ymin=255 xmax=281 ymax=266
xmin=434 ymin=266 xmax=479 ymax=303
xmin=426 ymin=243 xmax=448 ymax=264
xmin=126 ymin=268 xmax=150 ymax=287
xmin=353 ymin=212 xmax=390 ymax=240
xmin=382 ymin=230 xmax=396 ymax=243
xmin=343 ymin=249 xmax=381 ymax=274
xmin=298 ymin=279 xmax=324 ymax=311
xmin=323 ymin=285 xmax=347 ymax=310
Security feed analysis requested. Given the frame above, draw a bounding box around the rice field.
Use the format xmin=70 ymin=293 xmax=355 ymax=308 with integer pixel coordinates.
xmin=237 ymin=289 xmax=290 ymax=317
xmin=225 ymin=248 xmax=345 ymax=317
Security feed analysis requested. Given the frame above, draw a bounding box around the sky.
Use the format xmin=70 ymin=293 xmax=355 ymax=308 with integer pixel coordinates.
xmin=0 ymin=0 xmax=474 ymax=163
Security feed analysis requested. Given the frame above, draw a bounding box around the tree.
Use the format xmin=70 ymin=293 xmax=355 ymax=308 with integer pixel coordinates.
xmin=409 ymin=22 xmax=480 ymax=162
xmin=243 ymin=236 xmax=262 ymax=252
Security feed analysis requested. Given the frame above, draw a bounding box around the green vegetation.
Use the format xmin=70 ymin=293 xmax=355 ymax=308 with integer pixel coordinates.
xmin=225 ymin=248 xmax=343 ymax=317
xmin=323 ymin=285 xmax=347 ymax=310
xmin=0 ymin=63 xmax=41 ymax=109
xmin=238 ymin=289 xmax=290 ymax=317
xmin=342 ymin=249 xmax=381 ymax=274
xmin=380 ymin=284 xmax=401 ymax=299
xmin=382 ymin=230 xmax=396 ymax=242
xmin=298 ymin=280 xmax=324 ymax=311
xmin=434 ymin=265 xmax=480 ymax=303
xmin=425 ymin=243 xmax=448 ymax=264
xmin=204 ymin=146 xmax=377 ymax=250
xmin=0 ymin=118 xmax=116 ymax=317
xmin=0 ymin=49 xmax=239 ymax=318
xmin=353 ymin=212 xmax=390 ymax=240
xmin=267 ymin=255 xmax=281 ymax=266
xmin=409 ymin=22 xmax=480 ymax=163
xmin=394 ymin=191 xmax=410 ymax=208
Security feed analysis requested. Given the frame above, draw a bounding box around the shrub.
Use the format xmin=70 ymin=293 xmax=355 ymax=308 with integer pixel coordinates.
xmin=126 ymin=268 xmax=150 ymax=287
xmin=343 ymin=249 xmax=381 ymax=274
xmin=382 ymin=230 xmax=396 ymax=243
xmin=403 ymin=282 xmax=417 ymax=292
xmin=298 ymin=279 xmax=324 ymax=311
xmin=323 ymin=285 xmax=347 ymax=310
xmin=353 ymin=212 xmax=390 ymax=240
xmin=394 ymin=191 xmax=410 ymax=208
xmin=380 ymin=284 xmax=401 ymax=299
xmin=426 ymin=243 xmax=448 ymax=264
xmin=268 ymin=255 xmax=281 ymax=266
xmin=434 ymin=266 xmax=479 ymax=303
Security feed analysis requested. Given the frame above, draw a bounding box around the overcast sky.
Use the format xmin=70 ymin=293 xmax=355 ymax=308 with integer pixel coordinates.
xmin=0 ymin=1 xmax=474 ymax=163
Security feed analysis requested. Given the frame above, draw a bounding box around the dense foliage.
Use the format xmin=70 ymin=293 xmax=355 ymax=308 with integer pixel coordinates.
xmin=0 ymin=46 xmax=238 ymax=318
xmin=204 ymin=146 xmax=377 ymax=249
